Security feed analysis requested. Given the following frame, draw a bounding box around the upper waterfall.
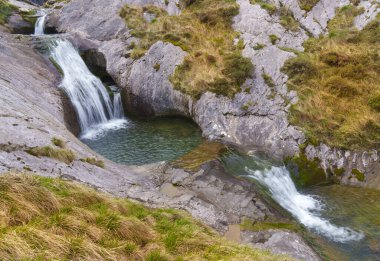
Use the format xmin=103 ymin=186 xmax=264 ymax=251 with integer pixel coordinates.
xmin=246 ymin=166 xmax=364 ymax=243
xmin=34 ymin=12 xmax=127 ymax=139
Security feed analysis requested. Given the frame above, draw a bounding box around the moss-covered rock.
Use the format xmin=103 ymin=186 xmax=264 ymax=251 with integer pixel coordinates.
xmin=351 ymin=168 xmax=365 ymax=182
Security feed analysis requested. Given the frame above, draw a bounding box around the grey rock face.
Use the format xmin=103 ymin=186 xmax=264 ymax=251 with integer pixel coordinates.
xmin=242 ymin=230 xmax=321 ymax=261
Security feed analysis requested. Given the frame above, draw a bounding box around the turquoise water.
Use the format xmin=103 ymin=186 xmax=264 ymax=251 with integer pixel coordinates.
xmin=82 ymin=116 xmax=203 ymax=165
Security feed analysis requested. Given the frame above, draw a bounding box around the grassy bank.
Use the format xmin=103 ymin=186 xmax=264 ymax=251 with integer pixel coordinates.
xmin=0 ymin=173 xmax=290 ymax=260
xmin=120 ymin=0 xmax=254 ymax=99
xmin=282 ymin=5 xmax=380 ymax=150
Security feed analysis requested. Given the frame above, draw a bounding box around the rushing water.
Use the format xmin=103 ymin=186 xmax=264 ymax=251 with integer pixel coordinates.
xmin=246 ymin=166 xmax=364 ymax=243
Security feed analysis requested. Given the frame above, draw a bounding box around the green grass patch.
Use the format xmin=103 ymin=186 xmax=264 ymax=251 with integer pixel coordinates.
xmin=120 ymin=1 xmax=254 ymax=99
xmin=282 ymin=7 xmax=380 ymax=150
xmin=351 ymin=168 xmax=365 ymax=181
xmin=51 ymin=137 xmax=65 ymax=148
xmin=0 ymin=173 xmax=291 ymax=260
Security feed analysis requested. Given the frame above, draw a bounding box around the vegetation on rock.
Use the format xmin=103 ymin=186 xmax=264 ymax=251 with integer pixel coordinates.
xmin=283 ymin=6 xmax=380 ymax=150
xmin=119 ymin=0 xmax=254 ymax=99
xmin=298 ymin=0 xmax=319 ymax=12
xmin=80 ymin=157 xmax=105 ymax=168
xmin=0 ymin=174 xmax=289 ymax=260
xmin=0 ymin=0 xmax=17 ymax=25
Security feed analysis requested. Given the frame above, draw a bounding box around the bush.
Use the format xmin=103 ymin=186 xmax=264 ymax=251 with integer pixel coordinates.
xmin=282 ymin=55 xmax=316 ymax=78
xmin=222 ymin=53 xmax=254 ymax=86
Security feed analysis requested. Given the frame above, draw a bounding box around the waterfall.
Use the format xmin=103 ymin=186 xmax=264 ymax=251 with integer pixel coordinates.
xmin=34 ymin=13 xmax=46 ymax=35
xmin=246 ymin=166 xmax=364 ymax=243
xmin=113 ymin=92 xmax=124 ymax=119
xmin=34 ymin=13 xmax=127 ymax=139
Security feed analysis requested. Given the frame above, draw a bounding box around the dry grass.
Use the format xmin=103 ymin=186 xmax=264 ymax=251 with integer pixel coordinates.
xmin=26 ymin=146 xmax=76 ymax=164
xmin=0 ymin=173 xmax=291 ymax=260
xmin=80 ymin=157 xmax=105 ymax=168
xmin=282 ymin=6 xmax=380 ymax=150
xmin=120 ymin=0 xmax=254 ymax=99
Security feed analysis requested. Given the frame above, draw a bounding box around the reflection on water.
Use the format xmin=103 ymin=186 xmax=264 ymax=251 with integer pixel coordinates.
xmin=82 ymin=117 xmax=203 ymax=165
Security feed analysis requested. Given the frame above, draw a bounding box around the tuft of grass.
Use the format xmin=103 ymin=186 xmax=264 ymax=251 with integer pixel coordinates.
xmin=120 ymin=1 xmax=254 ymax=99
xmin=253 ymin=43 xmax=266 ymax=50
xmin=51 ymin=137 xmax=65 ymax=148
xmin=269 ymin=34 xmax=280 ymax=44
xmin=282 ymin=8 xmax=380 ymax=150
xmin=80 ymin=157 xmax=105 ymax=168
xmin=262 ymin=72 xmax=275 ymax=87
xmin=0 ymin=0 xmax=17 ymax=25
xmin=0 ymin=173 xmax=291 ymax=260
xmin=26 ymin=146 xmax=75 ymax=164
xmin=250 ymin=0 xmax=277 ymax=15
xmin=298 ymin=0 xmax=319 ymax=12
xmin=279 ymin=6 xmax=300 ymax=32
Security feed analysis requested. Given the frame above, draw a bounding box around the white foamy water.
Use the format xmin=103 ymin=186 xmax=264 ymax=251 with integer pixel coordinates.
xmin=34 ymin=13 xmax=46 ymax=35
xmin=246 ymin=166 xmax=364 ymax=243
xmin=49 ymin=39 xmax=127 ymax=137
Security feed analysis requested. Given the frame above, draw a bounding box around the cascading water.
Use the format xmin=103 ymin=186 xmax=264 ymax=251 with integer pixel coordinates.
xmin=34 ymin=13 xmax=127 ymax=139
xmin=246 ymin=166 xmax=364 ymax=243
xmin=34 ymin=12 xmax=46 ymax=35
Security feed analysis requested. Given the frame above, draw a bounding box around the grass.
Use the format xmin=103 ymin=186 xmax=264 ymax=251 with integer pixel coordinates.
xmin=120 ymin=1 xmax=254 ymax=99
xmin=282 ymin=6 xmax=380 ymax=150
xmin=298 ymin=0 xmax=319 ymax=12
xmin=0 ymin=0 xmax=17 ymax=25
xmin=249 ymin=0 xmax=276 ymax=15
xmin=51 ymin=137 xmax=65 ymax=148
xmin=26 ymin=146 xmax=75 ymax=164
xmin=0 ymin=173 xmax=291 ymax=260
xmin=80 ymin=157 xmax=105 ymax=168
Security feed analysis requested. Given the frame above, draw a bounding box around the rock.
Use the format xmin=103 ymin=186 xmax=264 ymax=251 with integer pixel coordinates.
xmin=6 ymin=13 xmax=34 ymax=34
xmin=242 ymin=229 xmax=322 ymax=261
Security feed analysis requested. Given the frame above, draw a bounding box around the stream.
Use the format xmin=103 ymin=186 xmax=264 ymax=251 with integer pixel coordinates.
xmin=35 ymin=13 xmax=380 ymax=260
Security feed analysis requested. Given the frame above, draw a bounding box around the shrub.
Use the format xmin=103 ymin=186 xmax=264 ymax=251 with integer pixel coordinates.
xmin=282 ymin=55 xmax=316 ymax=78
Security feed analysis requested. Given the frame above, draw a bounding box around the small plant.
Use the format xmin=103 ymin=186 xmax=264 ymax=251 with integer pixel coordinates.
xmin=80 ymin=157 xmax=105 ymax=168
xmin=298 ymin=0 xmax=319 ymax=12
xmin=253 ymin=43 xmax=266 ymax=50
xmin=262 ymin=72 xmax=275 ymax=87
xmin=269 ymin=34 xmax=279 ymax=45
xmin=153 ymin=63 xmax=161 ymax=71
xmin=250 ymin=0 xmax=277 ymax=15
xmin=279 ymin=7 xmax=300 ymax=32
xmin=52 ymin=137 xmax=65 ymax=148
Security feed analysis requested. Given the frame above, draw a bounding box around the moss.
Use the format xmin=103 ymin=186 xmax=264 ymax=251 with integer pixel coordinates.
xmin=26 ymin=146 xmax=75 ymax=164
xmin=262 ymin=73 xmax=275 ymax=87
xmin=250 ymin=0 xmax=277 ymax=15
xmin=351 ymin=168 xmax=365 ymax=182
xmin=241 ymin=219 xmax=299 ymax=232
xmin=49 ymin=57 xmax=64 ymax=75
xmin=334 ymin=167 xmax=345 ymax=177
xmin=0 ymin=0 xmax=18 ymax=25
xmin=120 ymin=1 xmax=253 ymax=99
xmin=287 ymin=152 xmax=327 ymax=187
xmin=269 ymin=34 xmax=280 ymax=45
xmin=80 ymin=157 xmax=105 ymax=168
